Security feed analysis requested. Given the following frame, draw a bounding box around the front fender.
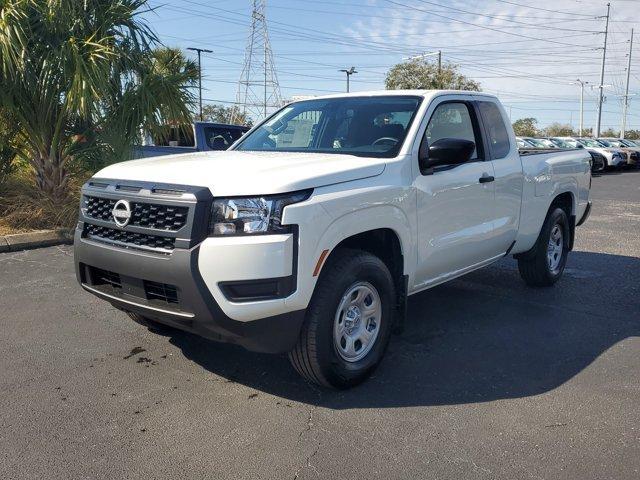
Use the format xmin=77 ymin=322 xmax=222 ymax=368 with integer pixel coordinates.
xmin=282 ymin=184 xmax=416 ymax=312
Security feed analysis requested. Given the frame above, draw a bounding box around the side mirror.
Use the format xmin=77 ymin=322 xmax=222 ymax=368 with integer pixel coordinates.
xmin=419 ymin=138 xmax=476 ymax=173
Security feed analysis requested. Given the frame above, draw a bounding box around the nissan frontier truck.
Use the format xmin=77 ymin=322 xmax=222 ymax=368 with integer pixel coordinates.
xmin=74 ymin=90 xmax=592 ymax=388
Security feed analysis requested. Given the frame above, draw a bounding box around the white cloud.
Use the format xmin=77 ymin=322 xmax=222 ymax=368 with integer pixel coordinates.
xmin=343 ymin=0 xmax=639 ymax=128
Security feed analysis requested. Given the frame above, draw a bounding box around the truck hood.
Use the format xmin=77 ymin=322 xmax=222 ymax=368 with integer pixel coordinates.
xmin=94 ymin=150 xmax=387 ymax=196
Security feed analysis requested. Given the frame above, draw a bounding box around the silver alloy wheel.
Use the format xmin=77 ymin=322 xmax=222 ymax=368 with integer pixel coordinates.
xmin=333 ymin=281 xmax=382 ymax=363
xmin=547 ymin=223 xmax=564 ymax=274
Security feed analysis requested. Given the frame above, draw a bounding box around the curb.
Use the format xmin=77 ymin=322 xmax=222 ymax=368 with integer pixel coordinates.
xmin=0 ymin=229 xmax=74 ymax=253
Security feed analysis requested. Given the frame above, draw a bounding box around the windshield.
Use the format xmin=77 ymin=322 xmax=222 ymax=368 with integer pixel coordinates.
xmin=525 ymin=138 xmax=547 ymax=148
xmin=234 ymin=96 xmax=422 ymax=158
xmin=597 ymin=139 xmax=613 ymax=147
xmin=550 ymin=138 xmax=571 ymax=148
xmin=578 ymin=138 xmax=604 ymax=148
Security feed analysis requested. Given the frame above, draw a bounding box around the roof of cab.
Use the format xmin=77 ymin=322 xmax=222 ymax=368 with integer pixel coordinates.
xmin=302 ymin=89 xmax=498 ymax=101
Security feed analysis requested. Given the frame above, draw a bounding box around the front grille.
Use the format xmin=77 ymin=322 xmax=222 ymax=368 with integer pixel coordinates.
xmin=82 ymin=264 xmax=186 ymax=315
xmin=144 ymin=280 xmax=179 ymax=305
xmin=84 ymin=223 xmax=175 ymax=252
xmin=84 ymin=196 xmax=189 ymax=231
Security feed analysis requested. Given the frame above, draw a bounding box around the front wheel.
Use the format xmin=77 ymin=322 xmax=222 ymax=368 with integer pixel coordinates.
xmin=288 ymin=249 xmax=396 ymax=389
xmin=517 ymin=207 xmax=570 ymax=287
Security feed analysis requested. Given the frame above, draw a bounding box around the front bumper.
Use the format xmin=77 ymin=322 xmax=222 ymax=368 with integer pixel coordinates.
xmin=610 ymin=155 xmax=626 ymax=167
xmin=74 ymin=230 xmax=305 ymax=354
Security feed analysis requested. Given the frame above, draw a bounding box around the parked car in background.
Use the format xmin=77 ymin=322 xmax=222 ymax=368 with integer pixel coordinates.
xmin=598 ymin=138 xmax=639 ymax=167
xmin=555 ymin=137 xmax=624 ymax=171
xmin=545 ymin=137 xmax=577 ymax=149
xmin=74 ymin=90 xmax=592 ymax=388
xmin=134 ymin=122 xmax=250 ymax=159
xmin=521 ymin=137 xmax=556 ymax=149
xmin=546 ymin=137 xmax=603 ymax=173
xmin=533 ymin=138 xmax=559 ymax=148
xmin=516 ymin=137 xmax=536 ymax=148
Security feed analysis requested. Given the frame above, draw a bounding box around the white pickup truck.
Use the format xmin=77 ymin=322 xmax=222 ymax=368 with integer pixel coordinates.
xmin=74 ymin=90 xmax=592 ymax=388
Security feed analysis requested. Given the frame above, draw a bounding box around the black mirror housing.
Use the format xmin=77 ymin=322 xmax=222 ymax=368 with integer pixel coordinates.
xmin=419 ymin=138 xmax=476 ymax=173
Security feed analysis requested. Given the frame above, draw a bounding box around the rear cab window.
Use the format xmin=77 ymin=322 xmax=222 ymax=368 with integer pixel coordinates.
xmin=477 ymin=101 xmax=511 ymax=159
xmin=204 ymin=127 xmax=246 ymax=150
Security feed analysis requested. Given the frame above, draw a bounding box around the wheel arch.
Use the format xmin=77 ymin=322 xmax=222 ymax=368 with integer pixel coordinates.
xmin=549 ymin=190 xmax=576 ymax=250
xmin=515 ymin=189 xmax=576 ymax=259
xmin=314 ymin=223 xmax=411 ymax=334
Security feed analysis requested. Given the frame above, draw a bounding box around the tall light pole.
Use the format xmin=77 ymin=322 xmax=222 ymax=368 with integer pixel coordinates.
xmin=595 ymin=3 xmax=610 ymax=138
xmin=187 ymin=47 xmax=213 ymax=121
xmin=621 ymin=29 xmax=634 ymax=138
xmin=574 ymin=79 xmax=589 ymax=137
xmin=339 ymin=67 xmax=357 ymax=93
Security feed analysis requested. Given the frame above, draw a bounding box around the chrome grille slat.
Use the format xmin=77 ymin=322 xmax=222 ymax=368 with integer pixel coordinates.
xmin=84 ymin=223 xmax=175 ymax=253
xmin=84 ymin=196 xmax=189 ymax=231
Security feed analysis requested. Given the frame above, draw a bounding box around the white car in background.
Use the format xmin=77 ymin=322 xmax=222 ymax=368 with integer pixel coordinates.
xmin=598 ymin=138 xmax=639 ymax=167
xmin=521 ymin=137 xmax=557 ymax=149
xmin=555 ymin=137 xmax=625 ymax=170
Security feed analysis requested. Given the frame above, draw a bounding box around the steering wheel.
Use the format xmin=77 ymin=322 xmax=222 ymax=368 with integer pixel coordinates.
xmin=372 ymin=137 xmax=399 ymax=147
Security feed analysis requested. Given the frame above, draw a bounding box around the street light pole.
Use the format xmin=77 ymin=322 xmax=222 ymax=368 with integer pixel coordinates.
xmin=339 ymin=67 xmax=357 ymax=93
xmin=574 ymin=79 xmax=589 ymax=137
xmin=187 ymin=47 xmax=213 ymax=121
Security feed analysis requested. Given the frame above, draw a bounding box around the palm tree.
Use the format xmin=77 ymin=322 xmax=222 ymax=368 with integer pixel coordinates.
xmin=0 ymin=0 xmax=197 ymax=203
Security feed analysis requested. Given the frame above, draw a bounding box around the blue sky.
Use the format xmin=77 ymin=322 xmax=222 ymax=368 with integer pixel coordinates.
xmin=144 ymin=0 xmax=639 ymax=131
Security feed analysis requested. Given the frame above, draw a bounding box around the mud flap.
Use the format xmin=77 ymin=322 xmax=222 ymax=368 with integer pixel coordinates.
xmin=392 ymin=274 xmax=408 ymax=335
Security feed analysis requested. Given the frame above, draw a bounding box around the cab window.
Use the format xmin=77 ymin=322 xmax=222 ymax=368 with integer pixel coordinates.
xmin=478 ymin=101 xmax=511 ymax=159
xmin=425 ymin=102 xmax=479 ymax=159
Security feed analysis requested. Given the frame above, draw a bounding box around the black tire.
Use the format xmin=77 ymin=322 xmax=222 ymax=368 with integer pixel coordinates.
xmin=127 ymin=312 xmax=176 ymax=334
xmin=517 ymin=207 xmax=570 ymax=287
xmin=288 ymin=248 xmax=396 ymax=389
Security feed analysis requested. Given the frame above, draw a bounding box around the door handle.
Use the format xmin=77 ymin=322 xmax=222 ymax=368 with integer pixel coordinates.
xmin=479 ymin=175 xmax=495 ymax=184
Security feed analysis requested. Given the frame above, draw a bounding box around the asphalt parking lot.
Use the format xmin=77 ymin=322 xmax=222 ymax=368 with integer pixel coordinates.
xmin=1 ymin=170 xmax=639 ymax=480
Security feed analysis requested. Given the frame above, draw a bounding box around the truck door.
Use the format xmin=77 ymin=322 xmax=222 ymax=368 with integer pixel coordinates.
xmin=476 ymin=100 xmax=523 ymax=252
xmin=412 ymin=99 xmax=499 ymax=290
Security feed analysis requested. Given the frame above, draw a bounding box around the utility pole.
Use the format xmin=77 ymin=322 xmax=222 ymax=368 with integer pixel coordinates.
xmin=406 ymin=50 xmax=441 ymax=72
xmin=621 ymin=28 xmax=634 ymax=138
xmin=574 ymin=79 xmax=589 ymax=136
xmin=339 ymin=67 xmax=357 ymax=93
xmin=405 ymin=50 xmax=442 ymax=87
xmin=187 ymin=47 xmax=213 ymax=121
xmin=595 ymin=3 xmax=610 ymax=138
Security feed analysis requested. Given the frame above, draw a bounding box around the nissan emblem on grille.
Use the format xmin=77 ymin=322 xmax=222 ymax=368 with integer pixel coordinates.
xmin=112 ymin=199 xmax=132 ymax=228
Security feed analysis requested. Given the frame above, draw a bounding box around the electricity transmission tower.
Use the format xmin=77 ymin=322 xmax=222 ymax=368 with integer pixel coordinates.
xmin=232 ymin=0 xmax=282 ymax=124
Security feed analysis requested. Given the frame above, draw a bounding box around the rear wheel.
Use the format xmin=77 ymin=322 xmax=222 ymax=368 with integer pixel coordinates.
xmin=517 ymin=207 xmax=570 ymax=287
xmin=289 ymin=249 xmax=396 ymax=389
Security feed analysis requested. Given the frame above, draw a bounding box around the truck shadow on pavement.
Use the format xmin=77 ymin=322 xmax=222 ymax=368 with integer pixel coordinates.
xmin=167 ymin=251 xmax=640 ymax=408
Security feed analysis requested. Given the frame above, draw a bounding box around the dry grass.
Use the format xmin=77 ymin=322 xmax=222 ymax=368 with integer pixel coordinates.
xmin=0 ymin=170 xmax=85 ymax=235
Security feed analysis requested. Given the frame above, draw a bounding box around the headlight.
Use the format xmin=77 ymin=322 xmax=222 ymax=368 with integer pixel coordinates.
xmin=209 ymin=190 xmax=312 ymax=236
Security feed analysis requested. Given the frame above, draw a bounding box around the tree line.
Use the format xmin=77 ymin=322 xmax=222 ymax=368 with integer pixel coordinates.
xmin=512 ymin=117 xmax=639 ymax=139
